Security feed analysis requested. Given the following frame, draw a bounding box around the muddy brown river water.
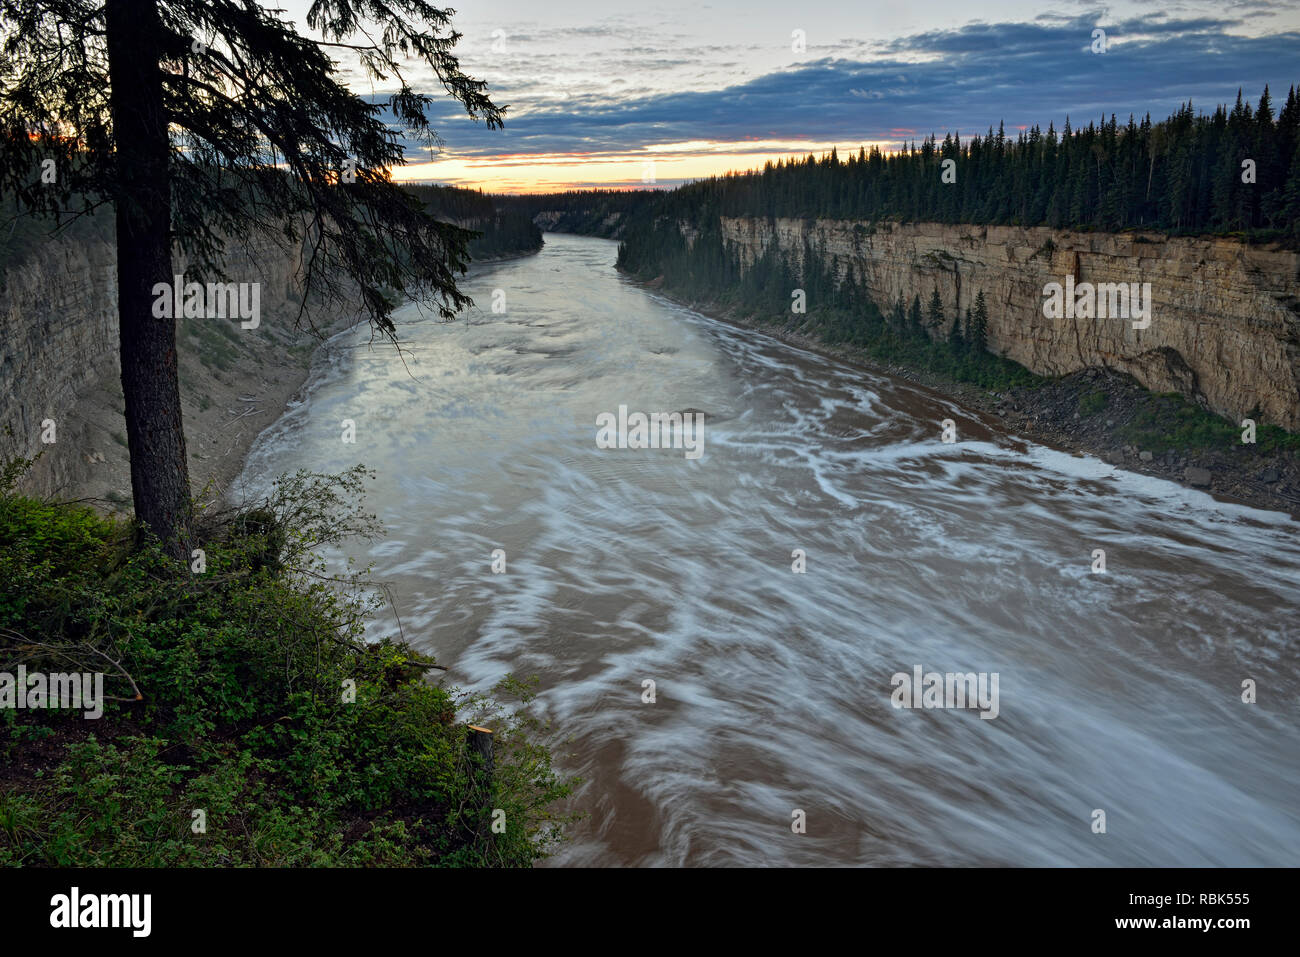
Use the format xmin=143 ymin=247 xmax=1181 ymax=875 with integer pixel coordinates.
xmin=236 ymin=232 xmax=1300 ymax=866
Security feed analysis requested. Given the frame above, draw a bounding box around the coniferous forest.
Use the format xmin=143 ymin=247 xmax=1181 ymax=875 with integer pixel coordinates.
xmin=623 ymin=85 xmax=1300 ymax=237
xmin=7 ymin=0 xmax=1300 ymax=896
xmin=406 ymin=184 xmax=544 ymax=259
xmin=611 ymin=86 xmax=1300 ymax=396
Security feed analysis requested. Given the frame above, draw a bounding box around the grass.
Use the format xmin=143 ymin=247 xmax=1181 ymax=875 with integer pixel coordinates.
xmin=189 ymin=317 xmax=240 ymax=372
xmin=1079 ymin=390 xmax=1109 ymax=417
xmin=1117 ymin=393 xmax=1300 ymax=455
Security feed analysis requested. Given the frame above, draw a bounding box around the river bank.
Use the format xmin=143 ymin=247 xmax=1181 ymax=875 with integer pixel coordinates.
xmin=191 ymin=247 xmax=544 ymax=507
xmin=41 ymin=308 xmax=355 ymax=514
xmin=640 ymin=281 xmax=1300 ymax=519
xmin=232 ymin=233 xmax=1300 ymax=866
xmin=32 ymin=246 xmax=546 ymax=514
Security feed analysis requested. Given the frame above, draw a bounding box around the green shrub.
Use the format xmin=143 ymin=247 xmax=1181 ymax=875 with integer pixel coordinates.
xmin=1079 ymin=390 xmax=1109 ymax=416
xmin=0 ymin=463 xmax=576 ymax=867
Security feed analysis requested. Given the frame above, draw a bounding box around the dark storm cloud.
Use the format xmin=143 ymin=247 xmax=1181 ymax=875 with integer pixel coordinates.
xmin=393 ymin=13 xmax=1300 ymax=158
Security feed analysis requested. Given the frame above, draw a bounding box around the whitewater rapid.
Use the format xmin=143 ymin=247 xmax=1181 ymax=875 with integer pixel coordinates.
xmin=235 ymin=232 xmax=1300 ymax=866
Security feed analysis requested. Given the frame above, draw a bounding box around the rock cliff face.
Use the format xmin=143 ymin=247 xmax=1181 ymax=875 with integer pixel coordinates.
xmin=0 ymin=227 xmax=352 ymax=503
xmin=719 ymin=218 xmax=1300 ymax=430
xmin=531 ymin=209 xmax=626 ymax=238
xmin=0 ymin=233 xmax=119 ymax=496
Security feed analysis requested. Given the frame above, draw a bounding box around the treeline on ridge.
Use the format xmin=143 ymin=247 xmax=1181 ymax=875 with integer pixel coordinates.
xmin=608 ymin=85 xmax=1300 ymax=403
xmin=622 ymin=84 xmax=1300 ymax=237
xmin=405 ymin=184 xmax=543 ymax=259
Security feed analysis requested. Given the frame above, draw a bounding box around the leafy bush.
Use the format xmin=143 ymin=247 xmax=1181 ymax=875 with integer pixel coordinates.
xmin=1117 ymin=393 xmax=1300 ymax=454
xmin=1079 ymin=390 xmax=1109 ymax=416
xmin=0 ymin=463 xmax=575 ymax=867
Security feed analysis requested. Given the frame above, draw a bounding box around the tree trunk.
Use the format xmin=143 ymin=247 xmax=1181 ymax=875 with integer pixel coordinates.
xmin=466 ymin=725 xmax=495 ymax=840
xmin=105 ymin=0 xmax=191 ymax=557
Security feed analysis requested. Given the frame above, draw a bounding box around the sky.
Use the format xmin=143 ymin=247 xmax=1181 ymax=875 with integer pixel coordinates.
xmin=273 ymin=1 xmax=1300 ymax=193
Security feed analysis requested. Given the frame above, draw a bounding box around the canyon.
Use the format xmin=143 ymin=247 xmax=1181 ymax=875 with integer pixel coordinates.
xmin=716 ymin=217 xmax=1300 ymax=431
xmin=5 ymin=214 xmax=1299 ymax=509
xmin=0 ymin=223 xmax=354 ymax=506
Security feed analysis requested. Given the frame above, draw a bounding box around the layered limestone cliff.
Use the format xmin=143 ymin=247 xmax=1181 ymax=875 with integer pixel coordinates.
xmin=0 ymin=232 xmax=120 ymax=497
xmin=0 ymin=226 xmax=354 ymax=504
xmin=719 ymin=218 xmax=1300 ymax=430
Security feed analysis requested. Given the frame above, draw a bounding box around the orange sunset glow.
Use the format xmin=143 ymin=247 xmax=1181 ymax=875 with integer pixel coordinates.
xmin=390 ymin=139 xmax=903 ymax=193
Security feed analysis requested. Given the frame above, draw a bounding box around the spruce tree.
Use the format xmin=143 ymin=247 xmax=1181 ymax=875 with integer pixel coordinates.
xmin=970 ymin=291 xmax=989 ymax=355
xmin=0 ymin=0 xmax=501 ymax=555
xmin=951 ymin=306 xmax=969 ymax=352
xmin=926 ymin=288 xmax=945 ymax=336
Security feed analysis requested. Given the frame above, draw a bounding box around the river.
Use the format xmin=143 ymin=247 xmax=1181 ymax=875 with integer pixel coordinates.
xmin=235 ymin=232 xmax=1300 ymax=867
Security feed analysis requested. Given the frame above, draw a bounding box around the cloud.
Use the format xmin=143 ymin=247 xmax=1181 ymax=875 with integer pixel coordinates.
xmin=387 ymin=13 xmax=1300 ymax=161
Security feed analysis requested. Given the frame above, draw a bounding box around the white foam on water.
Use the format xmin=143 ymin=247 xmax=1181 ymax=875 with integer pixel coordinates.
xmin=235 ymin=233 xmax=1300 ymax=867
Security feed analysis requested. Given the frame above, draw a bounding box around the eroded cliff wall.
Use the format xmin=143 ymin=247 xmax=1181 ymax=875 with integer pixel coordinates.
xmin=0 ymin=233 xmax=119 ymax=496
xmin=0 ymin=228 xmax=352 ymax=503
xmin=719 ymin=218 xmax=1300 ymax=430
